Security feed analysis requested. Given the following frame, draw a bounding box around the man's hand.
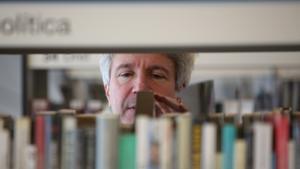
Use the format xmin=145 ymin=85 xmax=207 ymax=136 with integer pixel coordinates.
xmin=153 ymin=94 xmax=187 ymax=117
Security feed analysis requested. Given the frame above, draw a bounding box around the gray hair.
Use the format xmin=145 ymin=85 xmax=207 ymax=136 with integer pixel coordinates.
xmin=99 ymin=53 xmax=195 ymax=90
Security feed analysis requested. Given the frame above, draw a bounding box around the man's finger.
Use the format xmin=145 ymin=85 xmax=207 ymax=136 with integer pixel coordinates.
xmin=154 ymin=102 xmax=164 ymax=117
xmin=154 ymin=94 xmax=187 ymax=112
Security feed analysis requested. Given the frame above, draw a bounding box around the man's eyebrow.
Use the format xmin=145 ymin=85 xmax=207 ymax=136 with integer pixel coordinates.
xmin=148 ymin=65 xmax=170 ymax=75
xmin=115 ymin=63 xmax=133 ymax=72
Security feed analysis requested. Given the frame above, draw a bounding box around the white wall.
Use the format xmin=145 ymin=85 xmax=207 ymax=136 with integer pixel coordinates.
xmin=0 ymin=55 xmax=23 ymax=117
xmin=190 ymin=52 xmax=300 ymax=84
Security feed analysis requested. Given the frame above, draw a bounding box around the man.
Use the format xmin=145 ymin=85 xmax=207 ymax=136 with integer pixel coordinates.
xmin=99 ymin=53 xmax=194 ymax=125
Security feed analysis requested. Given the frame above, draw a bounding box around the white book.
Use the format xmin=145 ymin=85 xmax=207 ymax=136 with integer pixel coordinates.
xmin=13 ymin=117 xmax=31 ymax=169
xmin=159 ymin=118 xmax=173 ymax=169
xmin=136 ymin=116 xmax=150 ymax=169
xmin=176 ymin=114 xmax=192 ymax=169
xmin=24 ymin=144 xmax=37 ymax=169
xmin=201 ymin=122 xmax=217 ymax=169
xmin=234 ymin=139 xmax=246 ymax=169
xmin=95 ymin=114 xmax=118 ymax=169
xmin=253 ymin=122 xmax=272 ymax=169
xmin=289 ymin=141 xmax=295 ymax=169
xmin=0 ymin=129 xmax=9 ymax=169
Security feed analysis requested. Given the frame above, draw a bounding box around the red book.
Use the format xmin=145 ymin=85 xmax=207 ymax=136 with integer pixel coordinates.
xmin=35 ymin=115 xmax=45 ymax=169
xmin=272 ymin=113 xmax=289 ymax=169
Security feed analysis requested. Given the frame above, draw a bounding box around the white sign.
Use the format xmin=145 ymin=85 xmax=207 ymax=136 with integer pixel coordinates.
xmin=0 ymin=2 xmax=300 ymax=48
xmin=29 ymin=54 xmax=104 ymax=69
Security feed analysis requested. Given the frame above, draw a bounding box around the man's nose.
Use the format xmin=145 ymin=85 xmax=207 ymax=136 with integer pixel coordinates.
xmin=133 ymin=75 xmax=151 ymax=93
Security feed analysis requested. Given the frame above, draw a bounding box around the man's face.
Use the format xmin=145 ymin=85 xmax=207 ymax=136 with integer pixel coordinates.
xmin=104 ymin=54 xmax=177 ymax=125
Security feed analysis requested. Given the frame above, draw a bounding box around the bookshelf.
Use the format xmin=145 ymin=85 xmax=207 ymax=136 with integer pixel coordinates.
xmin=0 ymin=109 xmax=299 ymax=169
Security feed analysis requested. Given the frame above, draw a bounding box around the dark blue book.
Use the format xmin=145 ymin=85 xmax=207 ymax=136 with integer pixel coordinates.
xmin=293 ymin=113 xmax=300 ymax=169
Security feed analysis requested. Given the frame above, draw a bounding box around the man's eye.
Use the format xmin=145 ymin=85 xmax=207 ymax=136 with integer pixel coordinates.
xmin=117 ymin=72 xmax=133 ymax=84
xmin=118 ymin=72 xmax=133 ymax=78
xmin=152 ymin=73 xmax=166 ymax=80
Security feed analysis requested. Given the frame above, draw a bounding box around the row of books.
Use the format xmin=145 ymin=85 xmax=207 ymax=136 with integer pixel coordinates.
xmin=31 ymin=99 xmax=106 ymax=115
xmin=0 ymin=109 xmax=300 ymax=169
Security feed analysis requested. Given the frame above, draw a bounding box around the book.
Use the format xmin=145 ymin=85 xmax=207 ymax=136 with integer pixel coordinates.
xmin=95 ymin=114 xmax=119 ymax=169
xmin=253 ymin=122 xmax=272 ymax=169
xmin=201 ymin=122 xmax=216 ymax=169
xmin=293 ymin=113 xmax=300 ymax=169
xmin=148 ymin=119 xmax=160 ymax=169
xmin=118 ymin=133 xmax=136 ymax=169
xmin=0 ymin=127 xmax=9 ymax=169
xmin=25 ymin=144 xmax=37 ymax=169
xmin=176 ymin=114 xmax=192 ymax=169
xmin=221 ymin=124 xmax=236 ymax=169
xmin=158 ymin=117 xmax=173 ymax=169
xmin=34 ymin=111 xmax=55 ymax=169
xmin=75 ymin=128 xmax=85 ymax=169
xmin=271 ymin=112 xmax=289 ymax=169
xmin=234 ymin=139 xmax=246 ymax=169
xmin=35 ymin=115 xmax=45 ymax=169
xmin=54 ymin=109 xmax=76 ymax=169
xmin=13 ymin=117 xmax=31 ymax=169
xmin=0 ymin=115 xmax=14 ymax=169
xmin=242 ymin=114 xmax=257 ymax=169
xmin=44 ymin=114 xmax=52 ymax=169
xmin=136 ymin=116 xmax=150 ymax=169
xmin=288 ymin=140 xmax=295 ymax=169
xmin=85 ymin=128 xmax=96 ymax=169
xmin=191 ymin=121 xmax=201 ymax=169
xmin=136 ymin=91 xmax=154 ymax=117
xmin=76 ymin=114 xmax=96 ymax=169
xmin=60 ymin=116 xmax=77 ymax=169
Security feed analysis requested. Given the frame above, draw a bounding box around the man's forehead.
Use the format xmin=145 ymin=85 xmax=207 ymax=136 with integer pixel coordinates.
xmin=111 ymin=54 xmax=174 ymax=68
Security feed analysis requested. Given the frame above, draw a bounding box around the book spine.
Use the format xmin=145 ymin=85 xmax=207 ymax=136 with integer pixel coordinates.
xmin=0 ymin=129 xmax=10 ymax=169
xmin=293 ymin=119 xmax=300 ymax=169
xmin=234 ymin=139 xmax=246 ymax=169
xmin=201 ymin=122 xmax=216 ymax=169
xmin=44 ymin=115 xmax=52 ymax=169
xmin=13 ymin=117 xmax=31 ymax=169
xmin=35 ymin=116 xmax=45 ymax=169
xmin=96 ymin=114 xmax=118 ymax=169
xmin=191 ymin=122 xmax=201 ymax=169
xmin=148 ymin=119 xmax=160 ymax=169
xmin=159 ymin=118 xmax=173 ymax=169
xmin=136 ymin=116 xmax=150 ymax=169
xmin=60 ymin=116 xmax=77 ymax=169
xmin=273 ymin=114 xmax=289 ymax=169
xmin=216 ymin=153 xmax=222 ymax=169
xmin=176 ymin=114 xmax=192 ymax=169
xmin=25 ymin=144 xmax=37 ymax=169
xmin=52 ymin=113 xmax=63 ymax=169
xmin=253 ymin=122 xmax=273 ymax=169
xmin=1 ymin=117 xmax=14 ymax=169
xmin=222 ymin=124 xmax=236 ymax=169
xmin=244 ymin=123 xmax=253 ymax=169
xmin=75 ymin=128 xmax=86 ymax=169
xmin=216 ymin=123 xmax=222 ymax=169
xmin=85 ymin=128 xmax=95 ymax=169
xmin=288 ymin=141 xmax=295 ymax=169
xmin=118 ymin=133 xmax=136 ymax=169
